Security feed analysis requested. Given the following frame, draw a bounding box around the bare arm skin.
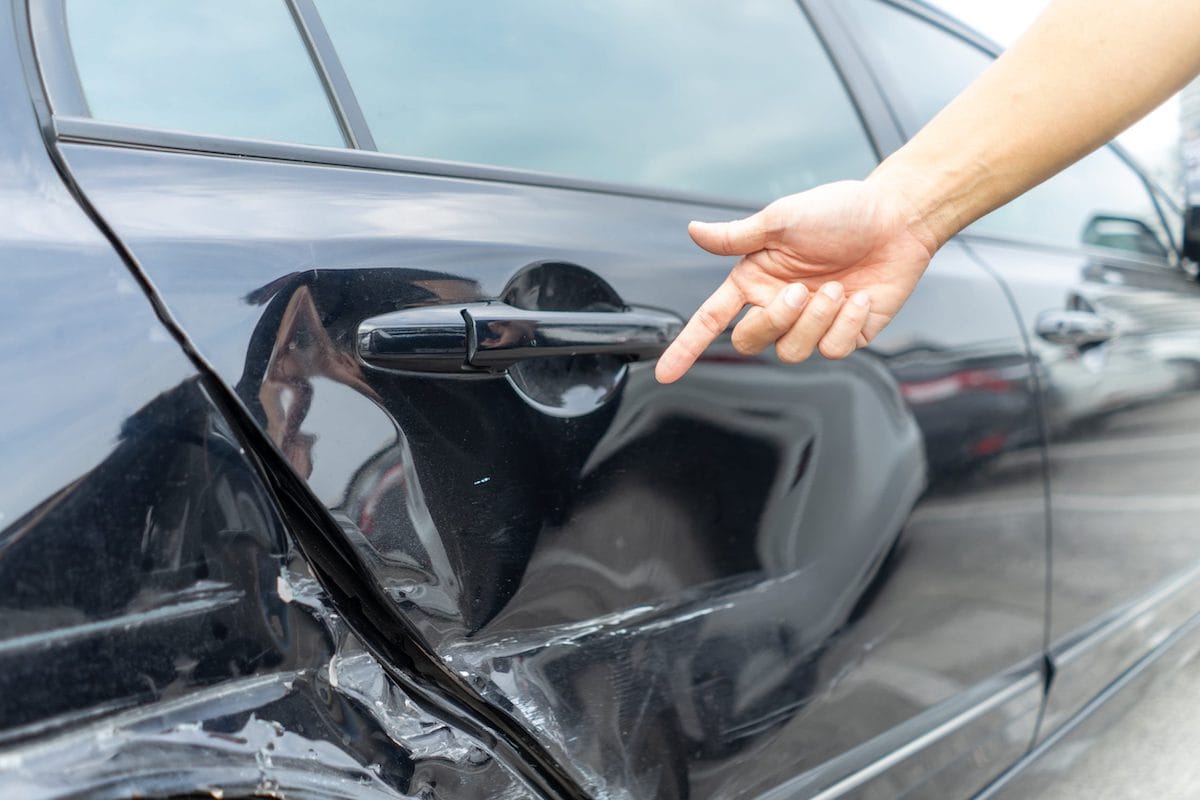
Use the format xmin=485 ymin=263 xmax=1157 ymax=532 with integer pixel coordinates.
xmin=655 ymin=0 xmax=1200 ymax=384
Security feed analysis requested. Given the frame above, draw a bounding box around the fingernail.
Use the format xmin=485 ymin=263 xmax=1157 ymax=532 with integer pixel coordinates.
xmin=821 ymin=282 xmax=844 ymax=300
xmin=783 ymin=284 xmax=808 ymax=309
xmin=851 ymin=291 xmax=870 ymax=308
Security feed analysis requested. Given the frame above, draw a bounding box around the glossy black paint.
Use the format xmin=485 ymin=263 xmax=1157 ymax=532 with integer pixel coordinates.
xmin=8 ymin=0 xmax=1200 ymax=798
xmin=1 ymin=378 xmax=539 ymax=799
xmin=829 ymin=2 xmax=1200 ymax=785
xmin=0 ymin=5 xmax=560 ymax=797
xmin=44 ymin=112 xmax=1046 ymax=800
xmin=360 ymin=301 xmax=680 ymax=373
xmin=22 ymin=0 xmax=1050 ymax=796
xmin=961 ymin=237 xmax=1200 ymax=736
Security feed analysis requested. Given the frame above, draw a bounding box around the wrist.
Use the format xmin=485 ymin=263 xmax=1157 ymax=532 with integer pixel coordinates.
xmin=867 ymin=150 xmax=983 ymax=255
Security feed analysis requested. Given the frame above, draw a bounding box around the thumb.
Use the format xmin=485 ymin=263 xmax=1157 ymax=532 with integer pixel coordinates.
xmin=688 ymin=212 xmax=771 ymax=256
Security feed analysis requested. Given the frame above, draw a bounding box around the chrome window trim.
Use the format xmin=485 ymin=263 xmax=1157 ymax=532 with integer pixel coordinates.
xmin=25 ymin=0 xmax=88 ymax=116
xmin=284 ymin=0 xmax=375 ymax=150
xmin=53 ymin=114 xmax=766 ymax=211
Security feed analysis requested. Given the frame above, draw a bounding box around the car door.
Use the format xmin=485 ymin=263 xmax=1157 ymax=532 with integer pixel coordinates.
xmin=956 ymin=159 xmax=1200 ymax=738
xmin=30 ymin=0 xmax=1047 ymax=796
xmin=836 ymin=0 xmax=1200 ymax=744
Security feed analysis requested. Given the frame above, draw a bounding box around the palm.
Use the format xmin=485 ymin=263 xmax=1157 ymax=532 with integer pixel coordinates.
xmin=726 ymin=181 xmax=931 ymax=342
xmin=656 ymin=180 xmax=936 ymax=383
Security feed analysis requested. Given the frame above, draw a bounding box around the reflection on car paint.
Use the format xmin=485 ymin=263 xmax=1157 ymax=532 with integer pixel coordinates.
xmin=0 ymin=16 xmax=544 ymax=791
xmin=54 ymin=132 xmax=1052 ymax=796
xmin=0 ymin=376 xmax=540 ymax=799
xmin=11 ymin=0 xmax=1200 ymax=795
xmin=963 ymin=238 xmax=1200 ymax=741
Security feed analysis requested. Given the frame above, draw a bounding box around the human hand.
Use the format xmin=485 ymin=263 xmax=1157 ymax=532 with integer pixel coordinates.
xmin=655 ymin=179 xmax=939 ymax=383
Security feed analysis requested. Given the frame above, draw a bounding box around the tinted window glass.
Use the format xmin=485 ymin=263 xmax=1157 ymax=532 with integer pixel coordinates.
xmin=972 ymin=150 xmax=1167 ymax=255
xmin=840 ymin=0 xmax=990 ymax=135
xmin=313 ymin=0 xmax=877 ymax=202
xmin=844 ymin=0 xmax=1167 ymax=256
xmin=65 ymin=0 xmax=344 ymax=147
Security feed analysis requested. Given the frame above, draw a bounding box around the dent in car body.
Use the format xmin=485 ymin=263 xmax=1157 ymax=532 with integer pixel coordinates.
xmin=0 ymin=11 xmax=538 ymax=797
xmin=15 ymin=0 xmax=1200 ymax=795
xmin=52 ymin=135 xmax=1048 ymax=797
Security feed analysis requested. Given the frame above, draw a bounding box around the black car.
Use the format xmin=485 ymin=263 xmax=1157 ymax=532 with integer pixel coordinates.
xmin=5 ymin=1 xmax=1200 ymax=798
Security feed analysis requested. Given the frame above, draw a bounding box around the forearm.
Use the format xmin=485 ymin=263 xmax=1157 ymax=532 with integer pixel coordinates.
xmin=870 ymin=0 xmax=1200 ymax=252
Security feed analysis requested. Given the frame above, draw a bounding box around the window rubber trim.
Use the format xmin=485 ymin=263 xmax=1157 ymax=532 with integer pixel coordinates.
xmin=284 ymin=0 xmax=376 ymax=150
xmin=25 ymin=0 xmax=87 ymax=116
xmin=800 ymin=0 xmax=904 ymax=159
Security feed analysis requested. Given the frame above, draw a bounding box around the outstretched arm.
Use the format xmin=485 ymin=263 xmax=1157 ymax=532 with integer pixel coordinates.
xmin=655 ymin=0 xmax=1200 ymax=384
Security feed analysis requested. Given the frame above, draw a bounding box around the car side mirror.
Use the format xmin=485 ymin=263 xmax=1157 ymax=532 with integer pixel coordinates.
xmin=1081 ymin=214 xmax=1168 ymax=260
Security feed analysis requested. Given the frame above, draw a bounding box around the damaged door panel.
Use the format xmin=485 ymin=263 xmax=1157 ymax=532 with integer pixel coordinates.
xmin=0 ymin=3 xmax=574 ymax=796
xmin=18 ymin=0 xmax=1049 ymax=797
xmin=1 ymin=379 xmax=546 ymax=800
xmin=0 ymin=44 xmax=548 ymax=800
xmin=44 ymin=126 xmax=1044 ymax=800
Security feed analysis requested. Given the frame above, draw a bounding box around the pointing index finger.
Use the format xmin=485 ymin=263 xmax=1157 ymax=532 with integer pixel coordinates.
xmin=655 ymin=279 xmax=744 ymax=384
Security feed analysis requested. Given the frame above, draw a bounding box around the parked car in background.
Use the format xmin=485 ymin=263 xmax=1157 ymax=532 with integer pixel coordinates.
xmin=5 ymin=0 xmax=1200 ymax=797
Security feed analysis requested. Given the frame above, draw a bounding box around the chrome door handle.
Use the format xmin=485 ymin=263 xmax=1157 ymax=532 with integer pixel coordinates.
xmin=1035 ymin=310 xmax=1116 ymax=346
xmin=358 ymin=302 xmax=683 ymax=372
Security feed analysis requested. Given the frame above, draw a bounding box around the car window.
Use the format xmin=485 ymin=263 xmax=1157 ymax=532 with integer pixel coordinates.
xmin=312 ymin=0 xmax=878 ymax=203
xmin=64 ymin=0 xmax=344 ymax=147
xmin=973 ymin=150 xmax=1169 ymax=257
xmin=840 ymin=0 xmax=990 ymax=135
xmin=842 ymin=0 xmax=1169 ymax=258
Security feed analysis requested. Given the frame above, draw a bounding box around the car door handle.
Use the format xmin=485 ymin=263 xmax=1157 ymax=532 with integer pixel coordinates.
xmin=1035 ymin=309 xmax=1116 ymax=346
xmin=358 ymin=302 xmax=684 ymax=372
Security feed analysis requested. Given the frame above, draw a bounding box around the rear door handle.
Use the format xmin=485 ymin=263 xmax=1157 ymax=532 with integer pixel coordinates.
xmin=358 ymin=302 xmax=683 ymax=372
xmin=1035 ymin=309 xmax=1116 ymax=346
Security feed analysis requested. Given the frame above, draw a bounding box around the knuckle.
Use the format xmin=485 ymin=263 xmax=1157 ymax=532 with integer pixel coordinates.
xmin=676 ymin=339 xmax=703 ymax=361
xmin=730 ymin=330 xmax=763 ymax=355
xmin=766 ymin=304 xmax=795 ymax=332
xmin=819 ymin=338 xmax=854 ymax=360
xmin=759 ymin=206 xmax=784 ymax=235
xmin=693 ymin=307 xmax=725 ymax=337
xmin=776 ymin=339 xmax=813 ymax=364
xmin=804 ymin=298 xmax=837 ymax=326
